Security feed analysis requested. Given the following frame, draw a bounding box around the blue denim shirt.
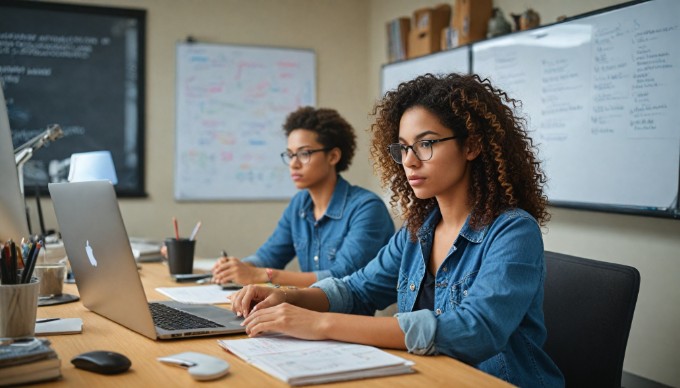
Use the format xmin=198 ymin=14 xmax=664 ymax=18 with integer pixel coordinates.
xmin=242 ymin=175 xmax=394 ymax=281
xmin=314 ymin=207 xmax=564 ymax=387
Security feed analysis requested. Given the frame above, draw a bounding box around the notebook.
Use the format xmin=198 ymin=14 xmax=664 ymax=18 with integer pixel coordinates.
xmin=48 ymin=181 xmax=245 ymax=340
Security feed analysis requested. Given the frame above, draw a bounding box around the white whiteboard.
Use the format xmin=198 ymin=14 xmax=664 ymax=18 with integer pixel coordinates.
xmin=381 ymin=47 xmax=470 ymax=95
xmin=473 ymin=0 xmax=680 ymax=213
xmin=175 ymin=43 xmax=316 ymax=200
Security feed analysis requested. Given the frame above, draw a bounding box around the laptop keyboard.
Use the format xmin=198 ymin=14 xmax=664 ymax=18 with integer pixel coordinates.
xmin=148 ymin=302 xmax=226 ymax=331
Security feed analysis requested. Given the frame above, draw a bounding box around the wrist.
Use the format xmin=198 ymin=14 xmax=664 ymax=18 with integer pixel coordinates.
xmin=280 ymin=286 xmax=297 ymax=305
xmin=264 ymin=267 xmax=274 ymax=283
xmin=316 ymin=311 xmax=332 ymax=337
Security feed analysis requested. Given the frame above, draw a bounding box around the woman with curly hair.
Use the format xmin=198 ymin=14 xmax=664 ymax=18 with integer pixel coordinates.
xmin=229 ymin=74 xmax=564 ymax=386
xmin=210 ymin=106 xmax=394 ymax=287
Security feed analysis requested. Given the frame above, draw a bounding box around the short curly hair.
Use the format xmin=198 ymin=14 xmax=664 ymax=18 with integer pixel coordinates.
xmin=370 ymin=73 xmax=549 ymax=239
xmin=282 ymin=106 xmax=356 ymax=173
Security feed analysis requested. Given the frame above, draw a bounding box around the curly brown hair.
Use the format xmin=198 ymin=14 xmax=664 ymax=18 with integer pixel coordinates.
xmin=283 ymin=106 xmax=356 ymax=173
xmin=370 ymin=73 xmax=549 ymax=239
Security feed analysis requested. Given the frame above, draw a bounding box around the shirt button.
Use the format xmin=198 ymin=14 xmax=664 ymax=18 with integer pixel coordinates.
xmin=435 ymin=308 xmax=442 ymax=315
xmin=463 ymin=289 xmax=468 ymax=297
xmin=299 ymin=211 xmax=305 ymax=218
xmin=314 ymin=256 xmax=319 ymax=262
xmin=409 ymin=283 xmax=415 ymax=291
xmin=452 ymin=285 xmax=457 ymax=291
xmin=442 ymin=266 xmax=447 ymax=272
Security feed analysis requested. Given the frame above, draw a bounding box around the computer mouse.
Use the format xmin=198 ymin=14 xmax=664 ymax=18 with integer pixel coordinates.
xmin=158 ymin=352 xmax=229 ymax=381
xmin=71 ymin=350 xmax=131 ymax=375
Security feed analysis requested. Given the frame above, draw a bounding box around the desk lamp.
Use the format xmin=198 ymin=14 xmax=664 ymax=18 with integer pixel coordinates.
xmin=68 ymin=151 xmax=118 ymax=184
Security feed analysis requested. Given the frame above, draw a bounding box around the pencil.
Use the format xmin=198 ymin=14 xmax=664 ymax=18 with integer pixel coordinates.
xmin=173 ymin=217 xmax=180 ymax=239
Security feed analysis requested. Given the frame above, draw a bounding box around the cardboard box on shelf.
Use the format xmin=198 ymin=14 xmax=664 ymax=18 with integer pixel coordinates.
xmin=407 ymin=3 xmax=451 ymax=59
xmin=453 ymin=0 xmax=493 ymax=45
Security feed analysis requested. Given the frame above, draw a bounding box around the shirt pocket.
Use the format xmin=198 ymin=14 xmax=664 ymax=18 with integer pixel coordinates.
xmin=449 ymin=270 xmax=479 ymax=310
xmin=323 ymin=239 xmax=341 ymax=262
xmin=292 ymin=236 xmax=308 ymax=252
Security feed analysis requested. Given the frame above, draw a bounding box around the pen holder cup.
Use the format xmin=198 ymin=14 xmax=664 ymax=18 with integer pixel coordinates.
xmin=0 ymin=279 xmax=40 ymax=338
xmin=165 ymin=238 xmax=195 ymax=275
xmin=33 ymin=263 xmax=67 ymax=298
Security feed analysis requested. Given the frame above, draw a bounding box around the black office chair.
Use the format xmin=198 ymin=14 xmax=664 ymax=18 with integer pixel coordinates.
xmin=543 ymin=251 xmax=640 ymax=388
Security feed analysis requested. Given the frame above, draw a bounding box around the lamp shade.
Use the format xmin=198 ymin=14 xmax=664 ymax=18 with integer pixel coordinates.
xmin=68 ymin=151 xmax=118 ymax=184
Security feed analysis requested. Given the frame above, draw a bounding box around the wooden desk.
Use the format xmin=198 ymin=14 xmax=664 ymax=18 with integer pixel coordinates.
xmin=35 ymin=262 xmax=512 ymax=387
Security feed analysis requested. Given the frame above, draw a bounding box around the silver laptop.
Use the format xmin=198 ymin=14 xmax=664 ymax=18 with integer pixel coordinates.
xmin=48 ymin=181 xmax=244 ymax=340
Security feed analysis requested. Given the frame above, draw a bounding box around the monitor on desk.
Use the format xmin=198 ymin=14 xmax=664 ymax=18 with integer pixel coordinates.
xmin=0 ymin=86 xmax=30 ymax=242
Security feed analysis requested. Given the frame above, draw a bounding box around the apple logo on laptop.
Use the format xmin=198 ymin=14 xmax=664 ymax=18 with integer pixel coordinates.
xmin=85 ymin=240 xmax=98 ymax=267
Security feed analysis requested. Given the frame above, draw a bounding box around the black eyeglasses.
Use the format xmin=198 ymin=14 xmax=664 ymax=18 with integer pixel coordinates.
xmin=280 ymin=148 xmax=330 ymax=165
xmin=387 ymin=136 xmax=457 ymax=164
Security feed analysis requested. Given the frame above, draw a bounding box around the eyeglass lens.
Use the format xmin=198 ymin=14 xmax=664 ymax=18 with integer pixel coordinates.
xmin=389 ymin=141 xmax=433 ymax=164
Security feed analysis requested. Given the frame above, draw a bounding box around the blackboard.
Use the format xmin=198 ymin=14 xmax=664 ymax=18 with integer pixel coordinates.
xmin=472 ymin=0 xmax=680 ymax=219
xmin=381 ymin=46 xmax=470 ymax=95
xmin=175 ymin=42 xmax=316 ymax=201
xmin=0 ymin=1 xmax=146 ymax=197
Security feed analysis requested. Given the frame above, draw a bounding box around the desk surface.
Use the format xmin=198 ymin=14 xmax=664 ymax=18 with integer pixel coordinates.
xmin=35 ymin=262 xmax=512 ymax=387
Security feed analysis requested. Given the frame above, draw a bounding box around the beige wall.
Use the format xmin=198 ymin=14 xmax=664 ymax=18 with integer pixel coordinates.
xmin=33 ymin=0 xmax=679 ymax=386
xmin=38 ymin=0 xmax=375 ymax=261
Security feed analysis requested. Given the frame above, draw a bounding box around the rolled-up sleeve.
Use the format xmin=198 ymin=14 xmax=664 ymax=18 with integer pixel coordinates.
xmin=314 ymin=269 xmax=332 ymax=281
xmin=396 ymin=310 xmax=438 ymax=355
xmin=312 ymin=277 xmax=357 ymax=312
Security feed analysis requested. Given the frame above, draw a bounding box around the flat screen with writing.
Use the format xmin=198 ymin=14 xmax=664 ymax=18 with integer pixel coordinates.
xmin=472 ymin=0 xmax=679 ymax=219
xmin=381 ymin=47 xmax=470 ymax=95
xmin=175 ymin=42 xmax=316 ymax=201
xmin=0 ymin=1 xmax=146 ymax=197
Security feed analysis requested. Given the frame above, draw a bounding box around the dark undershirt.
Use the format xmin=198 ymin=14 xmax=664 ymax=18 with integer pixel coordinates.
xmin=414 ymin=268 xmax=436 ymax=311
xmin=414 ymin=239 xmax=468 ymax=312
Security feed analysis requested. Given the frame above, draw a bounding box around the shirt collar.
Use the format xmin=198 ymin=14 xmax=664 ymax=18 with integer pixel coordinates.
xmin=302 ymin=175 xmax=349 ymax=220
xmin=417 ymin=205 xmax=489 ymax=244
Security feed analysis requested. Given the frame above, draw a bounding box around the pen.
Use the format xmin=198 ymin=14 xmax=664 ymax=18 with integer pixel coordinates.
xmin=36 ymin=318 xmax=60 ymax=324
xmin=0 ymin=243 xmax=8 ymax=284
xmin=20 ymin=242 xmax=37 ymax=284
xmin=22 ymin=240 xmax=42 ymax=284
xmin=9 ymin=241 xmax=17 ymax=284
xmin=189 ymin=221 xmax=202 ymax=241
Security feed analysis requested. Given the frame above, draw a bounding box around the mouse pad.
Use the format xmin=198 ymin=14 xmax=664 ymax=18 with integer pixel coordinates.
xmin=38 ymin=293 xmax=79 ymax=306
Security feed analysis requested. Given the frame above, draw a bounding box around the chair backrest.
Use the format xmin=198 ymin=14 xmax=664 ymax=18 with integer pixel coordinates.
xmin=543 ymin=251 xmax=640 ymax=388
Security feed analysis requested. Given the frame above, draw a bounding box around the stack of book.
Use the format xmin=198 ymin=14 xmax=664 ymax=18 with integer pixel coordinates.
xmin=129 ymin=238 xmax=163 ymax=262
xmin=0 ymin=337 xmax=62 ymax=386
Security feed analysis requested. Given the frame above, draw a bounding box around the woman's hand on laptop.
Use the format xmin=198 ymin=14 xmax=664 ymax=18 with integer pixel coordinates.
xmin=230 ymin=285 xmax=285 ymax=318
xmin=212 ymin=256 xmax=266 ymax=285
xmin=231 ymin=285 xmax=327 ymax=339
xmin=241 ymin=302 xmax=327 ymax=340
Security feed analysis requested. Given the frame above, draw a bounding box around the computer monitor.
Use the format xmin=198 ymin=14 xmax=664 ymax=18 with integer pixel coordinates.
xmin=0 ymin=86 xmax=30 ymax=242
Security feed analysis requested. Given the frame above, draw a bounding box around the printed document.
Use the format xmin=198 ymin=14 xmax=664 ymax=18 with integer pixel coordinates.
xmin=218 ymin=335 xmax=414 ymax=386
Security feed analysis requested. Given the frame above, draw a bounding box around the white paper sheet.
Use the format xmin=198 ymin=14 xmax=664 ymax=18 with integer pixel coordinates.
xmin=156 ymin=284 xmax=236 ymax=304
